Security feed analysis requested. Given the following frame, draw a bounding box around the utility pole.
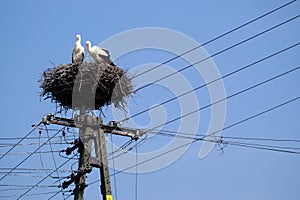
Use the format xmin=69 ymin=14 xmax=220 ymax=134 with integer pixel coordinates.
xmin=43 ymin=114 xmax=143 ymax=200
xmin=74 ymin=113 xmax=92 ymax=200
xmin=95 ymin=117 xmax=112 ymax=200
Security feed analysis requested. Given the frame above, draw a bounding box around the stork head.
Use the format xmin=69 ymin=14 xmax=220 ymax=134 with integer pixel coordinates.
xmin=76 ymin=34 xmax=81 ymax=41
xmin=86 ymin=41 xmax=91 ymax=52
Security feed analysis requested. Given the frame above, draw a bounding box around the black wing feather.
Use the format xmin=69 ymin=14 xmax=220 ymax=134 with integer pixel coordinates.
xmin=81 ymin=52 xmax=84 ymax=63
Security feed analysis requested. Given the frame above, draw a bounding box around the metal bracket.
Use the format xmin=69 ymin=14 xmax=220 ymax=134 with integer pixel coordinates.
xmin=61 ymin=163 xmax=92 ymax=189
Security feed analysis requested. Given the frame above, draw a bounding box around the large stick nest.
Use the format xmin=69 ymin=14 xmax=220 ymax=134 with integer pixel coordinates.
xmin=39 ymin=62 xmax=133 ymax=111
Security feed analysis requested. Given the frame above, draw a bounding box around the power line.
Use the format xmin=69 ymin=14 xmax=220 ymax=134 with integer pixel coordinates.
xmin=132 ymin=0 xmax=297 ymax=79
xmin=107 ymin=139 xmax=133 ymax=160
xmin=150 ymin=96 xmax=300 ymax=153
xmin=0 ymin=127 xmax=65 ymax=182
xmin=134 ymin=14 xmax=299 ymax=92
xmin=0 ymin=184 xmax=58 ymax=188
xmin=0 ymin=168 xmax=72 ymax=173
xmin=157 ymin=132 xmax=300 ymax=152
xmin=0 ymin=134 xmax=65 ymax=141
xmin=106 ymin=71 xmax=300 ymax=174
xmin=48 ymin=189 xmax=66 ymax=200
xmin=222 ymin=136 xmax=300 ymax=143
xmin=90 ymin=140 xmax=198 ymax=183
xmin=44 ymin=126 xmax=66 ymax=200
xmin=0 ymin=172 xmax=62 ymax=179
xmin=54 ymin=128 xmax=300 ymax=191
xmin=155 ymin=129 xmax=300 ymax=143
xmin=85 ymin=95 xmax=300 ymax=192
xmin=16 ymin=154 xmax=77 ymax=200
xmin=155 ymin=132 xmax=300 ymax=154
xmin=0 ymin=190 xmax=60 ymax=199
xmin=144 ymin=66 xmax=300 ymax=135
xmin=107 ymin=136 xmax=147 ymax=162
xmin=0 ymin=127 xmax=37 ymax=160
xmin=153 ymin=95 xmax=300 ymax=144
xmin=227 ymin=141 xmax=300 ymax=151
xmin=206 ymin=96 xmax=300 ymax=138
xmin=227 ymin=142 xmax=300 ymax=154
xmin=0 ymin=150 xmax=62 ymax=157
xmin=151 ymin=96 xmax=300 ymax=142
xmin=147 ymin=133 xmax=300 ymax=154
xmin=120 ymin=42 xmax=300 ymax=122
xmin=0 ymin=140 xmax=73 ymax=148
xmin=113 ymin=96 xmax=300 ymax=174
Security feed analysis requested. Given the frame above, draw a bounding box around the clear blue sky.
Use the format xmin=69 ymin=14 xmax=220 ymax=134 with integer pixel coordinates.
xmin=0 ymin=0 xmax=299 ymax=200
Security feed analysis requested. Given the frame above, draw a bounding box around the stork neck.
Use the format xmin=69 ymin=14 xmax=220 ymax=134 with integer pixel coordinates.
xmin=75 ymin=40 xmax=81 ymax=46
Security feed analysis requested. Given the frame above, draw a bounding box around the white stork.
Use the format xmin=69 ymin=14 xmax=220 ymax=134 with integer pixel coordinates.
xmin=85 ymin=41 xmax=115 ymax=66
xmin=72 ymin=34 xmax=84 ymax=63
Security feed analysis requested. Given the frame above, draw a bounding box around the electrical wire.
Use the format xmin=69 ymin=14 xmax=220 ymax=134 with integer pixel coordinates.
xmin=0 ymin=173 xmax=49 ymax=178
xmin=150 ymin=96 xmax=300 ymax=143
xmin=38 ymin=128 xmax=51 ymax=177
xmin=0 ymin=127 xmax=37 ymax=160
xmin=107 ymin=139 xmax=132 ymax=158
xmin=143 ymin=66 xmax=300 ymax=136
xmin=150 ymin=96 xmax=300 ymax=154
xmin=228 ymin=141 xmax=300 ymax=151
xmin=0 ymin=150 xmax=62 ymax=156
xmin=109 ymin=135 xmax=299 ymax=180
xmin=0 ymin=141 xmax=72 ymax=148
xmin=0 ymin=142 xmax=90 ymax=149
xmin=153 ymin=129 xmax=300 ymax=143
xmin=0 ymin=167 xmax=72 ymax=173
xmin=44 ymin=126 xmax=66 ymax=200
xmin=134 ymin=14 xmax=299 ymax=92
xmin=47 ymin=188 xmax=67 ymax=200
xmin=226 ymin=141 xmax=300 ymax=154
xmin=206 ymin=97 xmax=300 ymax=138
xmin=47 ymin=155 xmax=79 ymax=200
xmin=16 ymin=154 xmax=77 ymax=200
xmin=0 ymin=184 xmax=58 ymax=188
xmin=0 ymin=127 xmax=65 ymax=182
xmin=0 ymin=134 xmax=66 ymax=140
xmin=0 ymin=190 xmax=61 ymax=199
xmin=0 ymin=170 xmax=71 ymax=186
xmin=107 ymin=136 xmax=147 ymax=161
xmin=88 ymin=139 xmax=198 ymax=185
xmin=154 ymin=130 xmax=300 ymax=152
xmin=85 ymin=95 xmax=300 ymax=184
xmin=120 ymin=42 xmax=300 ymax=122
xmin=132 ymin=0 xmax=297 ymax=79
xmin=81 ymin=95 xmax=300 ymax=197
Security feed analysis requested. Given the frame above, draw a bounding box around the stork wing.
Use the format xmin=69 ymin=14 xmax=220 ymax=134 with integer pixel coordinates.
xmin=95 ymin=47 xmax=110 ymax=57
xmin=72 ymin=50 xmax=75 ymax=63
xmin=102 ymin=48 xmax=110 ymax=57
xmin=81 ymin=52 xmax=84 ymax=63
